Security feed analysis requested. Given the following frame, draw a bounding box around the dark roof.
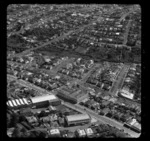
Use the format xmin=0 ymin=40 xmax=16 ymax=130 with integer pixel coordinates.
xmin=59 ymin=118 xmax=64 ymax=124
xmin=102 ymin=108 xmax=110 ymax=114
xmin=85 ymin=100 xmax=95 ymax=106
xmin=102 ymin=100 xmax=110 ymax=106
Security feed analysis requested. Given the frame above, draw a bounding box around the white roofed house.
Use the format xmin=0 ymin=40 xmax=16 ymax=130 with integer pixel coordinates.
xmin=47 ymin=129 xmax=61 ymax=137
xmin=119 ymin=89 xmax=134 ymax=100
xmin=44 ymin=56 xmax=51 ymax=62
xmin=85 ymin=128 xmax=94 ymax=137
xmin=116 ymin=32 xmax=120 ymax=35
xmin=76 ymin=129 xmax=86 ymax=137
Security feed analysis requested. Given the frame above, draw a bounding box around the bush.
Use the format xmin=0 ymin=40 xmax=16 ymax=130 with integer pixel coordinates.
xmin=12 ymin=127 xmax=22 ymax=137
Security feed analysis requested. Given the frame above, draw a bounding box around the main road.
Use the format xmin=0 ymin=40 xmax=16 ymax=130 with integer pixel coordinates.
xmin=122 ymin=20 xmax=132 ymax=45
xmin=109 ymin=64 xmax=130 ymax=96
xmin=7 ymin=73 xmax=140 ymax=137
xmin=63 ymin=101 xmax=140 ymax=138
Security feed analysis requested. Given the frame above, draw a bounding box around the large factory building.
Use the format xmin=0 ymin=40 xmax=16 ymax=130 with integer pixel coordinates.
xmin=29 ymin=95 xmax=61 ymax=108
xmin=7 ymin=94 xmax=61 ymax=109
xmin=65 ymin=114 xmax=91 ymax=126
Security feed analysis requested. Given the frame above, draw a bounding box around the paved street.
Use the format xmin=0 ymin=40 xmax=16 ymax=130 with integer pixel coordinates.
xmin=63 ymin=101 xmax=140 ymax=138
xmin=7 ymin=60 xmax=139 ymax=138
xmin=123 ymin=20 xmax=132 ymax=45
xmin=7 ymin=7 xmax=140 ymax=138
xmin=81 ymin=63 xmax=101 ymax=83
xmin=110 ymin=64 xmax=130 ymax=96
xmin=7 ymin=71 xmax=140 ymax=138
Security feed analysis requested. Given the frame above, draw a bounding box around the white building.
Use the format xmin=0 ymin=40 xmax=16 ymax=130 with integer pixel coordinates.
xmin=120 ymin=89 xmax=134 ymax=100
xmin=48 ymin=129 xmax=61 ymax=137
xmin=85 ymin=128 xmax=94 ymax=136
xmin=30 ymin=94 xmax=61 ymax=108
xmin=76 ymin=129 xmax=86 ymax=137
xmin=66 ymin=114 xmax=91 ymax=126
xmin=7 ymin=98 xmax=29 ymax=108
xmin=30 ymin=94 xmax=58 ymax=104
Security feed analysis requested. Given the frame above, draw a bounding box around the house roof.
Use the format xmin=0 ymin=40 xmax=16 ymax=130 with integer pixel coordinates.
xmin=102 ymin=108 xmax=109 ymax=114
xmin=50 ymin=129 xmax=60 ymax=135
xmin=85 ymin=128 xmax=93 ymax=135
xmin=77 ymin=129 xmax=86 ymax=136
xmin=102 ymin=100 xmax=110 ymax=106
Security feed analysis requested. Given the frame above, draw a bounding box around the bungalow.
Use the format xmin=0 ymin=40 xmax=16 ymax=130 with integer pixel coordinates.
xmin=26 ymin=116 xmax=38 ymax=124
xmin=102 ymin=83 xmax=111 ymax=90
xmin=102 ymin=100 xmax=110 ymax=107
xmin=41 ymin=116 xmax=51 ymax=123
xmin=102 ymin=108 xmax=110 ymax=115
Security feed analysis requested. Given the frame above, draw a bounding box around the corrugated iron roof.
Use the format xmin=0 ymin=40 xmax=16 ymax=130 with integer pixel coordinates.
xmin=66 ymin=114 xmax=90 ymax=122
xmin=22 ymin=98 xmax=29 ymax=105
xmin=15 ymin=99 xmax=21 ymax=105
xmin=19 ymin=99 xmax=25 ymax=105
xmin=11 ymin=100 xmax=17 ymax=107
xmin=30 ymin=94 xmax=57 ymax=104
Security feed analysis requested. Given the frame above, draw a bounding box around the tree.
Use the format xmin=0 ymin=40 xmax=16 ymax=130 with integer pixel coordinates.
xmin=58 ymin=111 xmax=63 ymax=117
xmin=38 ymin=110 xmax=47 ymax=118
xmin=114 ymin=131 xmax=127 ymax=138
xmin=11 ymin=113 xmax=19 ymax=127
xmin=12 ymin=127 xmax=22 ymax=137
xmin=7 ymin=113 xmax=12 ymax=128
xmin=21 ymin=121 xmax=33 ymax=130
xmin=99 ymin=132 xmax=108 ymax=137
xmin=19 ymin=114 xmax=27 ymax=123
xmin=35 ymin=55 xmax=45 ymax=66
xmin=20 ymin=127 xmax=27 ymax=133
xmin=39 ymin=131 xmax=47 ymax=138
xmin=29 ymin=132 xmax=37 ymax=137
xmin=21 ymin=131 xmax=31 ymax=138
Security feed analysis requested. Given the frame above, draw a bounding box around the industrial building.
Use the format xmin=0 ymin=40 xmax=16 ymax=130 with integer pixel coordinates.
xmin=65 ymin=114 xmax=91 ymax=126
xmin=7 ymin=95 xmax=61 ymax=109
xmin=29 ymin=94 xmax=61 ymax=108
xmin=7 ymin=98 xmax=29 ymax=109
